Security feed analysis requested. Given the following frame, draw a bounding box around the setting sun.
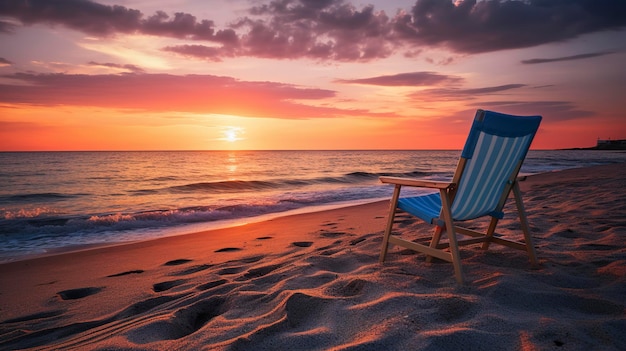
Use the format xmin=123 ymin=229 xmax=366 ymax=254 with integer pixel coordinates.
xmin=221 ymin=126 xmax=245 ymax=143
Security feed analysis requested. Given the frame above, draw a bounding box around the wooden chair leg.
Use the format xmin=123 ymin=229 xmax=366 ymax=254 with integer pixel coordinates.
xmin=439 ymin=189 xmax=464 ymax=284
xmin=513 ymin=182 xmax=538 ymax=267
xmin=380 ymin=185 xmax=401 ymax=263
xmin=481 ymin=216 xmax=499 ymax=250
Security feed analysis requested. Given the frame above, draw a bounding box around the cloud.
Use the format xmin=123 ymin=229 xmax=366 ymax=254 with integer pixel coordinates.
xmin=411 ymin=84 xmax=527 ymax=101
xmin=0 ymin=57 xmax=13 ymax=66
xmin=162 ymin=45 xmax=228 ymax=62
xmin=88 ymin=61 xmax=145 ymax=73
xmin=0 ymin=0 xmax=236 ymax=43
xmin=393 ymin=0 xmax=626 ymax=54
xmin=1 ymin=0 xmax=625 ymax=60
xmin=468 ymin=101 xmax=594 ymax=121
xmin=0 ymin=72 xmax=392 ymax=119
xmin=521 ymin=51 xmax=617 ymax=64
xmin=229 ymin=0 xmax=393 ymax=61
xmin=335 ymin=71 xmax=462 ymax=86
xmin=0 ymin=20 xmax=17 ymax=33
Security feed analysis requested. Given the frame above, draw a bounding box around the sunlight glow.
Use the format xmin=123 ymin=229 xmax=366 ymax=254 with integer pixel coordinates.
xmin=79 ymin=36 xmax=172 ymax=70
xmin=220 ymin=126 xmax=245 ymax=143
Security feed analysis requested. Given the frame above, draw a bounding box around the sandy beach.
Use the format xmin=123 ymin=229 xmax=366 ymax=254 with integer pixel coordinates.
xmin=1 ymin=163 xmax=625 ymax=350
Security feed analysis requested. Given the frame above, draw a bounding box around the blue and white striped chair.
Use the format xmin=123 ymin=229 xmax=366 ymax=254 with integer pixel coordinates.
xmin=379 ymin=109 xmax=542 ymax=284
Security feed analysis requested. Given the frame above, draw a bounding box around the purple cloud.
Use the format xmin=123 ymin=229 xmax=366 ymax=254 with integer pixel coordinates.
xmin=411 ymin=84 xmax=527 ymax=101
xmin=231 ymin=1 xmax=393 ymax=61
xmin=0 ymin=57 xmax=13 ymax=66
xmin=88 ymin=61 xmax=144 ymax=73
xmin=336 ymin=71 xmax=462 ymax=86
xmin=0 ymin=0 xmax=234 ymax=43
xmin=1 ymin=0 xmax=625 ymax=60
xmin=521 ymin=51 xmax=617 ymax=64
xmin=394 ymin=0 xmax=626 ymax=54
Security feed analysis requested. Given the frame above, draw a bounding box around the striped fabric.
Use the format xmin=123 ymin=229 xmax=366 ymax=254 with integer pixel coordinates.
xmin=451 ymin=132 xmax=531 ymax=220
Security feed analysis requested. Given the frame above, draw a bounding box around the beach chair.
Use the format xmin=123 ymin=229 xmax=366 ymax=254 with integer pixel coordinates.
xmin=379 ymin=109 xmax=541 ymax=284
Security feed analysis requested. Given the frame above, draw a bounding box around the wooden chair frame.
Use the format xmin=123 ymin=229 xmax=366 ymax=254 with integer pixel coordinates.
xmin=379 ymin=125 xmax=540 ymax=284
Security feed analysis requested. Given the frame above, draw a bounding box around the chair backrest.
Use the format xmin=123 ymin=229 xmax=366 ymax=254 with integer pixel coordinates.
xmin=449 ymin=110 xmax=542 ymax=221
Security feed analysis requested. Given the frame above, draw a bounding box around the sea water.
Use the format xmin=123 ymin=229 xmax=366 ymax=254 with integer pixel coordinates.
xmin=1 ymin=150 xmax=625 ymax=262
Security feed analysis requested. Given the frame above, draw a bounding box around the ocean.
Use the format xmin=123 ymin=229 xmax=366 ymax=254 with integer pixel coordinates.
xmin=1 ymin=150 xmax=625 ymax=262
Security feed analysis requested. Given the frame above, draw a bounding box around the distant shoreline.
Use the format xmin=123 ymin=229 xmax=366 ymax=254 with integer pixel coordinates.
xmin=560 ymin=146 xmax=626 ymax=151
xmin=562 ymin=146 xmax=626 ymax=151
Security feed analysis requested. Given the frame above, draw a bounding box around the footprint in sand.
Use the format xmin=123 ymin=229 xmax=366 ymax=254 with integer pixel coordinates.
xmin=153 ymin=279 xmax=187 ymax=292
xmin=319 ymin=231 xmax=346 ymax=238
xmin=435 ymin=296 xmax=477 ymax=323
xmin=107 ymin=270 xmax=144 ymax=277
xmin=126 ymin=296 xmax=227 ymax=343
xmin=214 ymin=247 xmax=242 ymax=253
xmin=284 ymin=292 xmax=331 ymax=328
xmin=163 ymin=259 xmax=193 ymax=266
xmin=325 ymin=278 xmax=367 ymax=297
xmin=236 ymin=264 xmax=282 ymax=281
xmin=169 ymin=264 xmax=213 ymax=276
xmin=57 ymin=287 xmax=103 ymax=300
xmin=292 ymin=241 xmax=313 ymax=248
xmin=321 ymin=222 xmax=338 ymax=230
xmin=237 ymin=255 xmax=265 ymax=264
xmin=349 ymin=237 xmax=366 ymax=245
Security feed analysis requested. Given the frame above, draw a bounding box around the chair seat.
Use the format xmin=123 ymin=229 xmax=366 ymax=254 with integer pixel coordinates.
xmin=397 ymin=193 xmax=441 ymax=224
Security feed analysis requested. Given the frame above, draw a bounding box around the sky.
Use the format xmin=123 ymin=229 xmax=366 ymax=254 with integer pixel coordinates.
xmin=1 ymin=0 xmax=625 ymax=151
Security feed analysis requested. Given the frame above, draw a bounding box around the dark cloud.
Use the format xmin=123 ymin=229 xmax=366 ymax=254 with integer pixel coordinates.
xmin=0 ymin=0 xmax=142 ymax=36
xmin=0 ymin=57 xmax=13 ymax=66
xmin=0 ymin=72 xmax=392 ymax=119
xmin=232 ymin=0 xmax=393 ymax=61
xmin=336 ymin=71 xmax=462 ymax=86
xmin=0 ymin=0 xmax=233 ymax=43
xmin=521 ymin=51 xmax=617 ymax=64
xmin=1 ymin=0 xmax=625 ymax=60
xmin=88 ymin=61 xmax=144 ymax=73
xmin=393 ymin=0 xmax=626 ymax=54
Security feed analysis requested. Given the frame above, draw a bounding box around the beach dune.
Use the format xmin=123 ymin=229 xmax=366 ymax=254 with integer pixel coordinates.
xmin=1 ymin=163 xmax=625 ymax=350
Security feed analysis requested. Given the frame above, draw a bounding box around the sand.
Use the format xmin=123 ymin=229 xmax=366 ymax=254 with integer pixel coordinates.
xmin=1 ymin=163 xmax=625 ymax=350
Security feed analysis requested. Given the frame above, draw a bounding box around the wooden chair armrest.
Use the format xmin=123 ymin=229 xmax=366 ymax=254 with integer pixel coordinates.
xmin=379 ymin=176 xmax=454 ymax=189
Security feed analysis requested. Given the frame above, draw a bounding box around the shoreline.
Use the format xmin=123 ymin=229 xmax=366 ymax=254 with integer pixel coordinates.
xmin=1 ymin=163 xmax=625 ymax=350
xmin=0 ymin=197 xmax=390 ymax=265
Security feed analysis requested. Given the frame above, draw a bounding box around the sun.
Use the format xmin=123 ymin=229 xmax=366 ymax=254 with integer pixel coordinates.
xmin=220 ymin=126 xmax=244 ymax=142
xmin=225 ymin=130 xmax=238 ymax=142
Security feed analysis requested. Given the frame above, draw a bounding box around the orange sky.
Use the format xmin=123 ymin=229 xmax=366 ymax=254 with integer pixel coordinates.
xmin=1 ymin=0 xmax=625 ymax=150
